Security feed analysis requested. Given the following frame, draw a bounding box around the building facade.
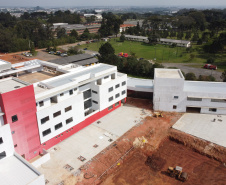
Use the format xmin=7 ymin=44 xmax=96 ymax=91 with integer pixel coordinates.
xmin=153 ymin=68 xmax=226 ymax=114
xmin=0 ymin=62 xmax=127 ymax=161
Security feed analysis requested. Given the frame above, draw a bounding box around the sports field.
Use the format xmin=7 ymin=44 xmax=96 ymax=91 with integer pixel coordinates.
xmin=81 ymin=39 xmax=226 ymax=67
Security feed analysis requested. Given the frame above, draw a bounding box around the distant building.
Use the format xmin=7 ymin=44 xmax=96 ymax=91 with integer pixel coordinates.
xmin=120 ymin=24 xmax=136 ymax=33
xmin=124 ymin=35 xmax=191 ymax=47
xmin=52 ymin=23 xmax=101 ymax=35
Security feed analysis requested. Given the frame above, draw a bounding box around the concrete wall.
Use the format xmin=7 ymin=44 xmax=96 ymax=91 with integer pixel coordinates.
xmin=0 ymin=124 xmax=14 ymax=159
xmin=98 ymin=74 xmax=127 ymax=111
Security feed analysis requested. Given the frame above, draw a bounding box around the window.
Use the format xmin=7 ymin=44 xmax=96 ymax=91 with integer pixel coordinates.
xmin=93 ymin=100 xmax=98 ymax=104
xmin=108 ymin=105 xmax=113 ymax=110
xmin=122 ymin=90 xmax=126 ymax=95
xmin=104 ymin=76 xmax=109 ymax=79
xmin=109 ymin=96 xmax=113 ymax=102
xmin=53 ymin=111 xmax=61 ymax=118
xmin=12 ymin=131 xmax=15 ymax=134
xmin=209 ymin=108 xmax=217 ymax=112
xmin=0 ymin=137 xmax=3 ymax=144
xmin=92 ymin=90 xmax=98 ymax=94
xmin=55 ymin=122 xmax=63 ymax=130
xmin=42 ymin=128 xmax=51 ymax=137
xmin=14 ymin=144 xmax=17 ymax=148
xmin=12 ymin=115 xmax=18 ymax=122
xmin=60 ymin=93 xmax=64 ymax=96
xmin=65 ymin=106 xmax=72 ymax=112
xmin=187 ymin=97 xmax=202 ymax=101
xmin=211 ymin=99 xmax=226 ymax=103
xmin=83 ymin=89 xmax=91 ymax=99
xmin=39 ymin=101 xmax=44 ymax=107
xmin=122 ymin=81 xmax=126 ymax=86
xmin=174 ymin=96 xmax=179 ymax=99
xmin=115 ymin=102 xmax=119 ymax=107
xmin=66 ymin=117 xmax=73 ymax=124
xmin=84 ymin=99 xmax=92 ymax=109
xmin=74 ymin=88 xmax=77 ymax=91
xmin=173 ymin=105 xmax=177 ymax=109
xmin=109 ymin=87 xmax=113 ymax=92
xmin=115 ymin=84 xmax=120 ymax=89
xmin=0 ymin=151 xmax=6 ymax=160
xmin=41 ymin=116 xmax=49 ymax=124
xmin=115 ymin=93 xmax=120 ymax=98
xmin=69 ymin=90 xmax=73 ymax=95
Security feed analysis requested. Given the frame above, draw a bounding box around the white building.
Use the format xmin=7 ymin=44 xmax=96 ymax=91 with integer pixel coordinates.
xmin=0 ymin=124 xmax=45 ymax=185
xmin=153 ymin=68 xmax=226 ymax=114
xmin=159 ymin=38 xmax=191 ymax=47
xmin=34 ymin=63 xmax=127 ymax=144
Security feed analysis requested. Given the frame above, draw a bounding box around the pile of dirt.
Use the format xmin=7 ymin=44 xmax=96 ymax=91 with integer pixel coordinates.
xmin=145 ymin=154 xmax=166 ymax=171
xmin=133 ymin=136 xmax=147 ymax=148
xmin=169 ymin=129 xmax=226 ymax=163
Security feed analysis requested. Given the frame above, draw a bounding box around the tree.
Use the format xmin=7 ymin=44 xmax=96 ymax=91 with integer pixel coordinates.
xmin=80 ymin=28 xmax=90 ymax=40
xmin=197 ymin=38 xmax=203 ymax=45
xmin=99 ymin=42 xmax=115 ymax=58
xmin=220 ymin=70 xmax=226 ymax=82
xmin=185 ymin=73 xmax=196 ymax=80
xmin=70 ymin=29 xmax=78 ymax=39
xmin=56 ymin=27 xmax=66 ymax=39
xmin=206 ymin=57 xmax=215 ymax=64
xmin=120 ymin=34 xmax=126 ymax=42
xmin=148 ymin=33 xmax=160 ymax=44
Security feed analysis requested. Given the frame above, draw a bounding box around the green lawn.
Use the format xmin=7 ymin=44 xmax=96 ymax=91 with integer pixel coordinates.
xmin=81 ymin=39 xmax=226 ymax=66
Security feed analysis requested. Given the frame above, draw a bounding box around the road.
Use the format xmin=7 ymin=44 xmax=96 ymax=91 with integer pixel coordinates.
xmin=162 ymin=63 xmax=222 ymax=81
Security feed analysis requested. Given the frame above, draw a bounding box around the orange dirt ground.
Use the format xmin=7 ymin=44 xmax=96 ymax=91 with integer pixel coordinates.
xmin=75 ymin=97 xmax=226 ymax=185
xmin=0 ymin=53 xmax=32 ymax=63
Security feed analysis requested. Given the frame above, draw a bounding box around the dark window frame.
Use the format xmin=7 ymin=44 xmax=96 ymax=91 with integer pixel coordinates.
xmin=0 ymin=151 xmax=6 ymax=160
xmin=41 ymin=116 xmax=49 ymax=124
xmin=109 ymin=96 xmax=113 ymax=102
xmin=12 ymin=115 xmax=18 ymax=123
xmin=42 ymin=128 xmax=51 ymax=137
xmin=121 ymin=90 xmax=126 ymax=95
xmin=53 ymin=111 xmax=61 ymax=118
xmin=115 ymin=84 xmax=120 ymax=88
xmin=66 ymin=117 xmax=73 ymax=124
xmin=115 ymin=93 xmax=120 ymax=98
xmin=65 ymin=106 xmax=72 ymax=112
xmin=92 ymin=90 xmax=98 ymax=94
xmin=39 ymin=101 xmax=44 ymax=107
xmin=173 ymin=105 xmax=177 ymax=109
xmin=109 ymin=87 xmax=113 ymax=92
xmin=55 ymin=122 xmax=63 ymax=130
xmin=122 ymin=81 xmax=126 ymax=86
xmin=0 ymin=137 xmax=3 ymax=144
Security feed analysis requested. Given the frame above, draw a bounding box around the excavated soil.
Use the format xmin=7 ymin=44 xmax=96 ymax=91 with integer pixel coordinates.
xmin=76 ymin=98 xmax=226 ymax=185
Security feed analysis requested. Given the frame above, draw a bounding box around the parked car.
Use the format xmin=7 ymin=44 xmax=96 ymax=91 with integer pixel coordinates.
xmin=118 ymin=52 xmax=129 ymax=58
xmin=203 ymin=64 xmax=217 ymax=70
xmin=49 ymin=51 xmax=55 ymax=54
xmin=54 ymin=51 xmax=61 ymax=55
xmin=83 ymin=48 xmax=87 ymax=50
xmin=25 ymin=52 xmax=32 ymax=57
xmin=61 ymin=53 xmax=68 ymax=57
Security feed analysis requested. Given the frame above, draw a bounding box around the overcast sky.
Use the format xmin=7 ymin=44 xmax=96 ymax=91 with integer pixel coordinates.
xmin=1 ymin=0 xmax=226 ymax=7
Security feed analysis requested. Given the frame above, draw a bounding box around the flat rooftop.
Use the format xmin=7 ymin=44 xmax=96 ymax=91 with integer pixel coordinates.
xmin=0 ymin=155 xmax=39 ymax=185
xmin=173 ymin=113 xmax=226 ymax=148
xmin=48 ymin=54 xmax=98 ymax=66
xmin=17 ymin=71 xmax=60 ymax=84
xmin=184 ymin=81 xmax=226 ymax=94
xmin=155 ymin=68 xmax=183 ymax=79
xmin=0 ymin=77 xmax=29 ymax=93
xmin=43 ymin=64 xmax=115 ymax=88
xmin=127 ymin=77 xmax=154 ymax=92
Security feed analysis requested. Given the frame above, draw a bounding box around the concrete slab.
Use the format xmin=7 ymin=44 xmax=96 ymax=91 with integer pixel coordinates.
xmin=37 ymin=105 xmax=152 ymax=185
xmin=173 ymin=113 xmax=226 ymax=147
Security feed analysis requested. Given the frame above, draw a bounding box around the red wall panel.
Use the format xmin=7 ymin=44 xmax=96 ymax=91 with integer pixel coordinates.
xmin=1 ymin=85 xmax=42 ymax=160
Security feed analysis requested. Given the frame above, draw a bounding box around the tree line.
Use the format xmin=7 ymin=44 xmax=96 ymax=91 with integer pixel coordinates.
xmin=98 ymin=42 xmax=163 ymax=78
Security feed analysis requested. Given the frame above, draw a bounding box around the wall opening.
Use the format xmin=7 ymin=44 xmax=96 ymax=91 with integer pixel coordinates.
xmin=186 ymin=107 xmax=201 ymax=113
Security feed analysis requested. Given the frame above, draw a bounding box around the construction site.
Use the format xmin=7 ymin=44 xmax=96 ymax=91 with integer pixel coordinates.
xmin=72 ymin=97 xmax=226 ymax=185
